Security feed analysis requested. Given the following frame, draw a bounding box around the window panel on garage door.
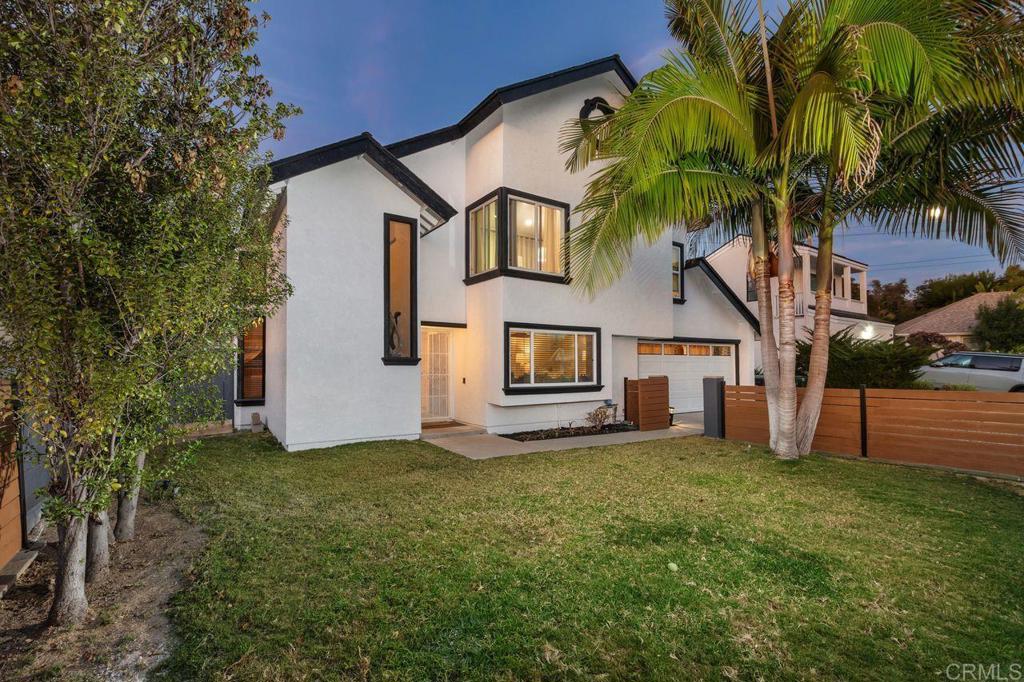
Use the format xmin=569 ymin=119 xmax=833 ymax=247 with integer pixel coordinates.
xmin=637 ymin=341 xmax=735 ymax=413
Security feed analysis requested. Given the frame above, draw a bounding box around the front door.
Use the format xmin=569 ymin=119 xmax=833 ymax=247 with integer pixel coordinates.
xmin=421 ymin=329 xmax=452 ymax=422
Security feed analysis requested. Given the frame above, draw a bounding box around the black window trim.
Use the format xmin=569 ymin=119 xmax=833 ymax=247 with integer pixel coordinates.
xmin=672 ymin=241 xmax=685 ymax=304
xmin=503 ymin=321 xmax=603 ymax=395
xmin=464 ymin=187 xmax=571 ymax=286
xmin=382 ymin=213 xmax=421 ymax=366
xmin=235 ymin=317 xmax=266 ymax=406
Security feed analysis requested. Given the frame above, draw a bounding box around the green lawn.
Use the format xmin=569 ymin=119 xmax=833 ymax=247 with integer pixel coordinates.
xmin=163 ymin=434 xmax=1024 ymax=680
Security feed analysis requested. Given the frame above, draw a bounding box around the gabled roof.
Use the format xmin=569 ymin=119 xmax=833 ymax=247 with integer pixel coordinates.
xmin=269 ymin=132 xmax=456 ymax=228
xmin=685 ymin=258 xmax=761 ymax=335
xmin=386 ymin=55 xmax=637 ymax=158
xmin=894 ymin=291 xmax=1013 ymax=336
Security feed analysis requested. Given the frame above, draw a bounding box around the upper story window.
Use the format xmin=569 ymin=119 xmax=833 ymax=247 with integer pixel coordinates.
xmin=671 ymin=243 xmax=684 ymax=303
xmin=383 ymin=214 xmax=419 ymax=365
xmin=469 ymin=199 xmax=498 ymax=276
xmin=509 ymin=197 xmax=564 ymax=274
xmin=746 ymin=272 xmax=757 ymax=302
xmin=237 ymin=318 xmax=265 ymax=405
xmin=465 ymin=188 xmax=570 ymax=285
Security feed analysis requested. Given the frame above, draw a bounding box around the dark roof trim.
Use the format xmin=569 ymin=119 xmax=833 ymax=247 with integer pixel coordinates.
xmin=685 ymin=258 xmax=761 ymax=335
xmin=269 ymin=132 xmax=456 ymax=223
xmin=807 ymin=304 xmax=890 ymax=324
xmin=386 ymin=55 xmax=637 ymax=158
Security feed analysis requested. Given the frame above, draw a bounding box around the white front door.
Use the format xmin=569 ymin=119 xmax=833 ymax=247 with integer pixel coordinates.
xmin=421 ymin=329 xmax=452 ymax=422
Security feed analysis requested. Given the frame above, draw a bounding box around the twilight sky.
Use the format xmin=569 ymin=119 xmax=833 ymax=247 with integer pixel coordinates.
xmin=256 ymin=0 xmax=1006 ymax=287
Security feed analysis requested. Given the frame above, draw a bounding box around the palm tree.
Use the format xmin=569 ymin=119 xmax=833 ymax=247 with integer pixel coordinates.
xmin=562 ymin=0 xmax=1024 ymax=458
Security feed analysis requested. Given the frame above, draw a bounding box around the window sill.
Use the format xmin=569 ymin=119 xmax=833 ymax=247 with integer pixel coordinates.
xmin=234 ymin=399 xmax=265 ymax=407
xmin=503 ymin=384 xmax=604 ymax=396
xmin=381 ymin=357 xmax=421 ymax=366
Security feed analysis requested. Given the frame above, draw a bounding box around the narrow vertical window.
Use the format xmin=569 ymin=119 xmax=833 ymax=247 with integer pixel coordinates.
xmin=671 ymin=244 xmax=683 ymax=302
xmin=469 ymin=199 xmax=498 ymax=275
xmin=384 ymin=215 xmax=418 ymax=363
xmin=239 ymin=318 xmax=265 ymax=403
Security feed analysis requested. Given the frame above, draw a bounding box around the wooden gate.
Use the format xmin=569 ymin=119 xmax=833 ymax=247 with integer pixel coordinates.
xmin=625 ymin=376 xmax=671 ymax=431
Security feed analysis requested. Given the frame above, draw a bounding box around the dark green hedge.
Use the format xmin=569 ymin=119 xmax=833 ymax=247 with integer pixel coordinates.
xmin=796 ymin=330 xmax=933 ymax=389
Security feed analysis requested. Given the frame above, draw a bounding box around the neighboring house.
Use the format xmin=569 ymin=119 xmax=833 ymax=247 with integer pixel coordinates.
xmin=894 ymin=291 xmax=1013 ymax=348
xmin=231 ymin=56 xmax=761 ymax=452
xmin=703 ymin=236 xmax=895 ymax=366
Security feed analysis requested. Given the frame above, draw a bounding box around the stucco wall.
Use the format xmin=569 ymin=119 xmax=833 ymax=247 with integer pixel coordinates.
xmin=673 ymin=268 xmax=758 ymax=385
xmin=277 ymin=157 xmax=424 ymax=451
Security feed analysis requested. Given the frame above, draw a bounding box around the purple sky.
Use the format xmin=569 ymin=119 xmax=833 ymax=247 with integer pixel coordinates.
xmin=256 ymin=0 xmax=1007 ymax=287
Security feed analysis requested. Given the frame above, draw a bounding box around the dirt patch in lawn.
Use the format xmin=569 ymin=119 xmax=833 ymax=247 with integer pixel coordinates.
xmin=502 ymin=422 xmax=638 ymax=442
xmin=0 ymin=501 xmax=204 ymax=681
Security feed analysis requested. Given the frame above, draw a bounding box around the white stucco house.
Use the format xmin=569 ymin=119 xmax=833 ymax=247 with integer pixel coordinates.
xmin=233 ymin=56 xmax=762 ymax=451
xmin=701 ymin=236 xmax=894 ymax=366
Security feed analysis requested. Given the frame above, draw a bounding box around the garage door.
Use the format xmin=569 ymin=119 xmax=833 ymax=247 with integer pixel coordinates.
xmin=637 ymin=341 xmax=735 ymax=413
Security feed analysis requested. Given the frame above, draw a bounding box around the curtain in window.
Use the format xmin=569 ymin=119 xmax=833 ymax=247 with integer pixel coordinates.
xmin=533 ymin=332 xmax=574 ymax=383
xmin=470 ymin=200 xmax=497 ymax=275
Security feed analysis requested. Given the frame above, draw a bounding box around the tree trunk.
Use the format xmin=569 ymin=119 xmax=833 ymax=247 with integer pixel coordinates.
xmin=750 ymin=201 xmax=781 ymax=446
xmin=48 ymin=515 xmax=89 ymax=625
xmin=796 ymin=225 xmax=836 ymax=455
xmin=114 ymin=449 xmax=145 ymax=542
xmin=773 ymin=199 xmax=799 ymax=459
xmin=86 ymin=510 xmax=111 ymax=583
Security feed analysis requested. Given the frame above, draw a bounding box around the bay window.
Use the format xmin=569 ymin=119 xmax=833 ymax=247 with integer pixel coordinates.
xmin=464 ymin=188 xmax=570 ymax=284
xmin=505 ymin=323 xmax=601 ymax=393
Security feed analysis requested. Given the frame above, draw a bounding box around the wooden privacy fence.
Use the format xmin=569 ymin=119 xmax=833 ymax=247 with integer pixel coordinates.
xmin=0 ymin=378 xmax=21 ymax=568
xmin=722 ymin=385 xmax=1024 ymax=478
xmin=625 ymin=376 xmax=671 ymax=431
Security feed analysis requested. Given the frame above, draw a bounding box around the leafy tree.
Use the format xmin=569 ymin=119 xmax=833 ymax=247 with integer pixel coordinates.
xmin=868 ymin=279 xmax=915 ymax=323
xmin=906 ymin=332 xmax=967 ymax=356
xmin=974 ymin=296 xmax=1024 ymax=351
xmin=914 ymin=270 xmax=1000 ymax=311
xmin=0 ymin=0 xmax=294 ymax=625
xmin=796 ymin=331 xmax=933 ymax=389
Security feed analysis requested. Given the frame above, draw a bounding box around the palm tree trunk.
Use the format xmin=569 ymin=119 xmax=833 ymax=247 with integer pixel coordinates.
xmin=796 ymin=210 xmax=836 ymax=455
xmin=750 ymin=201 xmax=781 ymax=445
xmin=49 ymin=515 xmax=89 ymax=625
xmin=773 ymin=198 xmax=799 ymax=459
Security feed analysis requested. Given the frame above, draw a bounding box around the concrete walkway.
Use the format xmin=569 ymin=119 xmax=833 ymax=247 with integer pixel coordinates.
xmin=425 ymin=415 xmax=704 ymax=460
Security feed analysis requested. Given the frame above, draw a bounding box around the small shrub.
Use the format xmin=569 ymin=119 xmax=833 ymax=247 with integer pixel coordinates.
xmin=911 ymin=380 xmax=977 ymax=391
xmin=585 ymin=405 xmax=613 ymax=430
xmin=796 ymin=330 xmax=933 ymax=389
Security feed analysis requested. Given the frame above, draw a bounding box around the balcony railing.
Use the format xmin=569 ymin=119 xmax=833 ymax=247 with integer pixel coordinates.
xmin=774 ymin=293 xmax=805 ymax=316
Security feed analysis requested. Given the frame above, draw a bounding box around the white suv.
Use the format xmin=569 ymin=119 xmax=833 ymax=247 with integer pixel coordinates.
xmin=918 ymin=352 xmax=1024 ymax=392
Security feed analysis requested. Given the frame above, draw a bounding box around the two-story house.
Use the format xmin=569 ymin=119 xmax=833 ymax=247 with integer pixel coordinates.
xmin=233 ymin=56 xmax=762 ymax=451
xmin=703 ymin=236 xmax=894 ymax=367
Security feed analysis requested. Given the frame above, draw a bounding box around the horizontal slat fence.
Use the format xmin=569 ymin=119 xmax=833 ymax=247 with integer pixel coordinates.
xmin=723 ymin=385 xmax=1024 ymax=478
